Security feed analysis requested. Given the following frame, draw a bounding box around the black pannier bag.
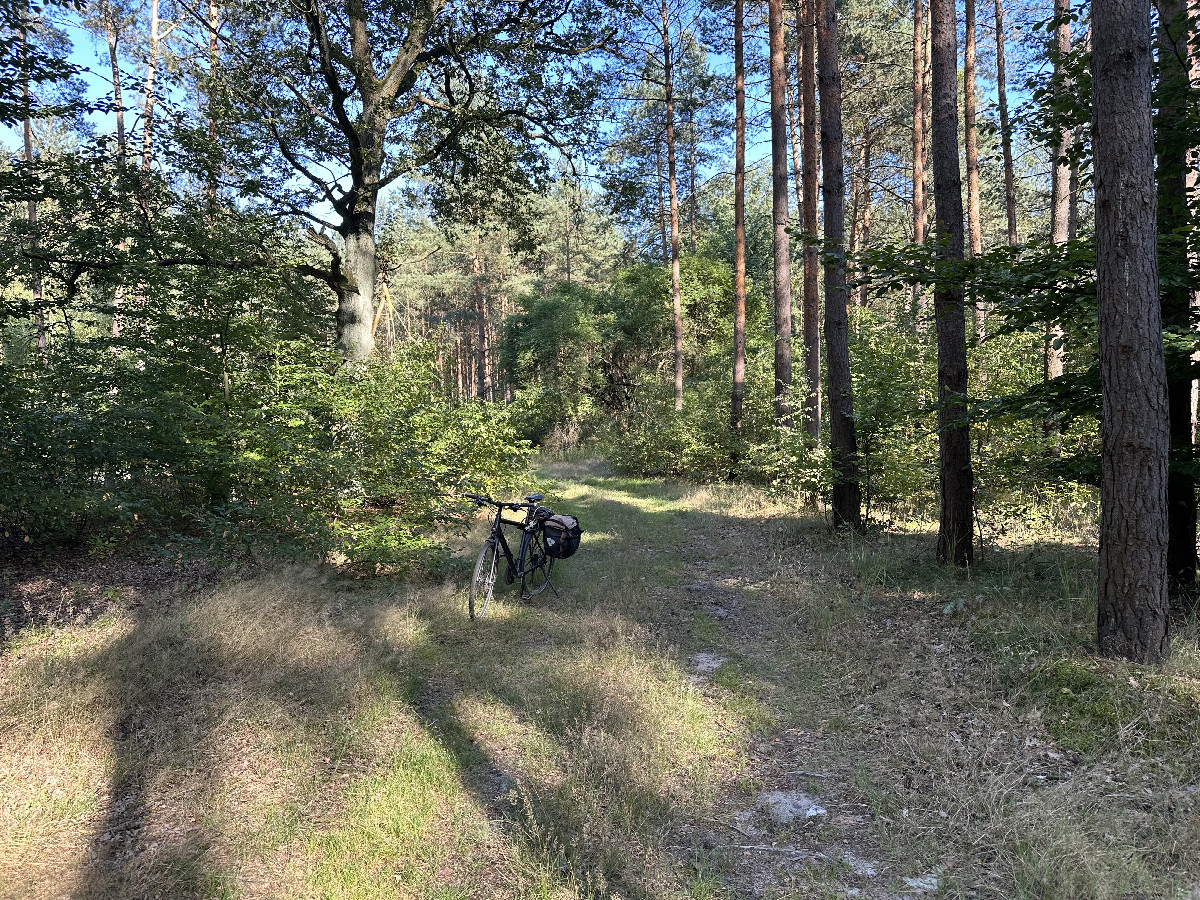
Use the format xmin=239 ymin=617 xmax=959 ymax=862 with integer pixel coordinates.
xmin=543 ymin=514 xmax=582 ymax=559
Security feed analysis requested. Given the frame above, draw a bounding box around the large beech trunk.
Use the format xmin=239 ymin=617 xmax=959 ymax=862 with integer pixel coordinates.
xmin=801 ymin=0 xmax=822 ymax=440
xmin=1092 ymin=0 xmax=1171 ymax=662
xmin=338 ymin=211 xmax=379 ymax=362
xmin=662 ymin=0 xmax=685 ymax=412
xmin=1155 ymin=0 xmax=1198 ymax=611
xmin=731 ymin=0 xmax=748 ymax=431
xmin=768 ymin=0 xmax=794 ymax=424
xmin=930 ymin=0 xmax=974 ymax=567
xmin=817 ymin=0 xmax=862 ymax=531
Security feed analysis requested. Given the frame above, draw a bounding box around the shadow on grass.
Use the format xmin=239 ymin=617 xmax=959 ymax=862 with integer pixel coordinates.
xmin=18 ymin=471 xmax=1141 ymax=899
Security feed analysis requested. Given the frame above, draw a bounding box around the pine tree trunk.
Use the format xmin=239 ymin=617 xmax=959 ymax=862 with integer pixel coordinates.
xmin=1155 ymin=0 xmax=1198 ymax=612
xmin=655 ymin=137 xmax=669 ymax=261
xmin=995 ymin=0 xmax=1018 ymax=245
xmin=1092 ymin=0 xmax=1171 ymax=662
xmin=801 ymin=0 xmax=822 ymax=440
xmin=930 ymin=0 xmax=975 ymax=566
xmin=964 ymin=0 xmax=981 ymax=259
xmin=912 ymin=0 xmax=927 ymax=247
xmin=21 ymin=24 xmax=46 ymax=353
xmin=857 ymin=133 xmax=873 ymax=308
xmin=786 ymin=77 xmax=804 ymax=222
xmin=474 ymin=250 xmax=491 ymax=401
xmin=732 ymin=0 xmax=748 ymax=432
xmin=817 ymin=0 xmax=863 ymax=531
xmin=769 ymin=0 xmax=795 ymax=424
xmin=1045 ymin=0 xmax=1071 ymax=389
xmin=688 ymin=106 xmax=698 ymax=254
xmin=662 ymin=0 xmax=685 ymax=412
xmin=912 ymin=0 xmax=929 ymax=325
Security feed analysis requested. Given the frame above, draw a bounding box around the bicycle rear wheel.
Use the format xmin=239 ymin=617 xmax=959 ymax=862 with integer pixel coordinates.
xmin=521 ymin=532 xmax=555 ymax=599
xmin=470 ymin=539 xmax=500 ymax=619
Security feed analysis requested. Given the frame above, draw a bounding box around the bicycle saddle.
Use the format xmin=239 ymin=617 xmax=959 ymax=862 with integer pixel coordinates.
xmin=525 ymin=493 xmax=543 ymax=502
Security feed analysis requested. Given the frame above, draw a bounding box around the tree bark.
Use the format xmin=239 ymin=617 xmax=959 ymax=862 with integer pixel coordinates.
xmin=662 ymin=0 xmax=685 ymax=412
xmin=1155 ymin=0 xmax=1198 ymax=611
xmin=856 ymin=133 xmax=873 ymax=308
xmin=930 ymin=0 xmax=975 ymax=566
xmin=801 ymin=0 xmax=822 ymax=440
xmin=655 ymin=136 xmax=669 ymax=261
xmin=732 ymin=0 xmax=748 ymax=432
xmin=995 ymin=0 xmax=1018 ymax=246
xmin=688 ymin=106 xmax=698 ymax=254
xmin=912 ymin=0 xmax=929 ymax=325
xmin=1042 ymin=0 xmax=1072 ymax=394
xmin=769 ymin=0 xmax=794 ymax=424
xmin=1092 ymin=0 xmax=1171 ymax=662
xmin=21 ymin=23 xmax=46 ymax=353
xmin=474 ymin=249 xmax=492 ymax=401
xmin=102 ymin=1 xmax=126 ymax=159
xmin=912 ymin=0 xmax=927 ymax=247
xmin=964 ymin=0 xmax=981 ymax=261
xmin=786 ymin=77 xmax=804 ymax=222
xmin=140 ymin=0 xmax=160 ymax=173
xmin=817 ymin=0 xmax=862 ymax=531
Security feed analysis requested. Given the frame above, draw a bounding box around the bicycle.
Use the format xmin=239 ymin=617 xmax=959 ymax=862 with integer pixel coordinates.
xmin=464 ymin=492 xmax=557 ymax=619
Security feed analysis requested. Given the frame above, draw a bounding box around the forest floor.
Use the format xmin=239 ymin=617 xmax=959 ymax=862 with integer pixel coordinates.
xmin=3 ymin=457 xmax=1200 ymax=900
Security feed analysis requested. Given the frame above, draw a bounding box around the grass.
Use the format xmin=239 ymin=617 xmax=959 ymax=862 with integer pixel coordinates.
xmin=2 ymin=457 xmax=1199 ymax=898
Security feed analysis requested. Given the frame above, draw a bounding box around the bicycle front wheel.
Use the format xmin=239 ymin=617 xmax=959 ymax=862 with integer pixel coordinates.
xmin=521 ymin=533 xmax=555 ymax=599
xmin=470 ymin=539 xmax=500 ymax=619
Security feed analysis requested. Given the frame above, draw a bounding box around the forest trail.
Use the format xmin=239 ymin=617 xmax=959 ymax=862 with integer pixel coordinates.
xmin=2 ymin=458 xmax=1198 ymax=900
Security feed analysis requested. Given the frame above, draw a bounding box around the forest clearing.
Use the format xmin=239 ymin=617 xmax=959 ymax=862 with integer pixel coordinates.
xmin=2 ymin=457 xmax=1199 ymax=899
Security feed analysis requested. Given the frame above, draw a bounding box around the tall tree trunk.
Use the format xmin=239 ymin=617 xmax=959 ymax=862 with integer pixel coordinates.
xmin=995 ymin=0 xmax=1018 ymax=245
xmin=912 ymin=0 xmax=929 ymax=324
xmin=818 ymin=0 xmax=862 ymax=530
xmin=857 ymin=133 xmax=873 ymax=308
xmin=688 ymin=106 xmax=698 ymax=253
xmin=655 ymin=136 xmax=669 ymax=261
xmin=474 ymin=249 xmax=491 ymax=401
xmin=930 ymin=0 xmax=975 ymax=566
xmin=786 ymin=77 xmax=804 ymax=221
xmin=206 ymin=0 xmax=220 ymax=214
xmin=769 ymin=0 xmax=794 ymax=424
xmin=1045 ymin=0 xmax=1071 ymax=389
xmin=912 ymin=0 xmax=927 ymax=247
xmin=964 ymin=0 xmax=981 ymax=259
xmin=801 ymin=0 xmax=822 ymax=440
xmin=102 ymin=2 xmax=126 ymax=159
xmin=662 ymin=0 xmax=685 ymax=412
xmin=1092 ymin=0 xmax=1171 ymax=662
xmin=20 ymin=24 xmax=46 ymax=353
xmin=1156 ymin=0 xmax=1198 ymax=611
xmin=732 ymin=0 xmax=748 ymax=432
xmin=105 ymin=6 xmax=127 ymax=339
xmin=140 ymin=0 xmax=160 ymax=173
xmin=338 ymin=202 xmax=379 ymax=361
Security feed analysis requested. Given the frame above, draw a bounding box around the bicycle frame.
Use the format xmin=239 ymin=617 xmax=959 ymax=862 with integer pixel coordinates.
xmin=487 ymin=503 xmax=541 ymax=581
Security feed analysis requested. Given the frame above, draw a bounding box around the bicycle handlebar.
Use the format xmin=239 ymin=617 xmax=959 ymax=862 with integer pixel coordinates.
xmin=464 ymin=493 xmax=526 ymax=511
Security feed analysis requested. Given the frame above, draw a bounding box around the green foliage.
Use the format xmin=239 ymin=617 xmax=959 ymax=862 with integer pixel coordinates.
xmin=1 ymin=152 xmax=528 ymax=569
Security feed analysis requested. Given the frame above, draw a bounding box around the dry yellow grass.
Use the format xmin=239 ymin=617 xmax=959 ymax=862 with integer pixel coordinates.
xmin=2 ymin=457 xmax=1198 ymax=899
